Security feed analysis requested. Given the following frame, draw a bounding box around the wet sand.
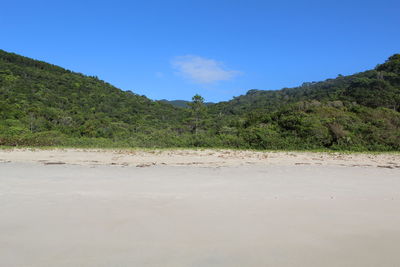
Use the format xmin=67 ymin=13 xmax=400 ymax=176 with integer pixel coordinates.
xmin=0 ymin=149 xmax=399 ymax=266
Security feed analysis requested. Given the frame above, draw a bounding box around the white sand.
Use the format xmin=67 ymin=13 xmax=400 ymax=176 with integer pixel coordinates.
xmin=0 ymin=148 xmax=399 ymax=168
xmin=0 ymin=149 xmax=399 ymax=266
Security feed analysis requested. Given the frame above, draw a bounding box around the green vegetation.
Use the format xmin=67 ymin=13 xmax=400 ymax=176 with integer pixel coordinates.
xmin=1 ymin=49 xmax=399 ymax=150
xmin=159 ymin=99 xmax=214 ymax=108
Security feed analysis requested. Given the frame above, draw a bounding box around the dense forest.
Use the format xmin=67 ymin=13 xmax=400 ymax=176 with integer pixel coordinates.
xmin=1 ymin=49 xmax=399 ymax=150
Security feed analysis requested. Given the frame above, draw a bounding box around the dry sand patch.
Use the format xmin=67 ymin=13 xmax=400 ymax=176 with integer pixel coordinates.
xmin=0 ymin=148 xmax=399 ymax=168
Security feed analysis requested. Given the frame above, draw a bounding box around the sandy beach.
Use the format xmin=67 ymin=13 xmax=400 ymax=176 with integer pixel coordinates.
xmin=1 ymin=148 xmax=400 ymax=168
xmin=1 ymin=149 xmax=400 ymax=266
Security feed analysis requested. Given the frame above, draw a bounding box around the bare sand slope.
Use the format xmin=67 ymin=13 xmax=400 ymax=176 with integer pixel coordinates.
xmin=0 ymin=150 xmax=400 ymax=266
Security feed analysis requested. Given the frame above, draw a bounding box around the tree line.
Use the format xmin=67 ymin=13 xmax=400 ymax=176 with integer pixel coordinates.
xmin=0 ymin=49 xmax=399 ymax=150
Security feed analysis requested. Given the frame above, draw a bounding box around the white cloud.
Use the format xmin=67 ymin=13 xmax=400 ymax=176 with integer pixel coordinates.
xmin=171 ymin=55 xmax=241 ymax=84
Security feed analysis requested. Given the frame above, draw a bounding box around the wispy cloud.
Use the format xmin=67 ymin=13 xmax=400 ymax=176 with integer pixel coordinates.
xmin=171 ymin=55 xmax=241 ymax=84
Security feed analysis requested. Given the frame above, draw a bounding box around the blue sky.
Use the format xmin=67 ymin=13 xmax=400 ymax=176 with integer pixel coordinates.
xmin=1 ymin=0 xmax=399 ymax=102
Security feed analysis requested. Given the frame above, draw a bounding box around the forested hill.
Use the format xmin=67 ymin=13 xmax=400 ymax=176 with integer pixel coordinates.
xmin=1 ymin=49 xmax=399 ymax=150
xmin=0 ymin=49 xmax=186 ymax=146
xmin=159 ymin=99 xmax=191 ymax=108
xmin=159 ymin=99 xmax=214 ymax=108
xmin=212 ymin=54 xmax=400 ymax=115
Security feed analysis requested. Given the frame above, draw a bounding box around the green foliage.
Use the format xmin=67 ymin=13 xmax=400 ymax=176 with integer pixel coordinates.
xmin=187 ymin=94 xmax=208 ymax=136
xmin=0 ymin=49 xmax=399 ymax=151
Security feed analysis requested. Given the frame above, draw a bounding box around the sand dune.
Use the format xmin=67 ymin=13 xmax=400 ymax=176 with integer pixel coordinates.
xmin=0 ymin=149 xmax=399 ymax=266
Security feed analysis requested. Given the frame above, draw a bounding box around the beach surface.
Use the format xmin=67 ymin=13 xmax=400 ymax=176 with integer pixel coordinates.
xmin=1 ymin=149 xmax=399 ymax=266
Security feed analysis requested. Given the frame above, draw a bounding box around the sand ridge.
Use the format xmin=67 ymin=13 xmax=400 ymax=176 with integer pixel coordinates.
xmin=0 ymin=148 xmax=399 ymax=168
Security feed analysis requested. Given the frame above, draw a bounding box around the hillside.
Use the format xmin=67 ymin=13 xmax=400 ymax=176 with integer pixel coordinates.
xmin=1 ymin=49 xmax=399 ymax=150
xmin=158 ymin=99 xmax=191 ymax=108
xmin=0 ymin=49 xmax=187 ymax=146
xmin=212 ymin=54 xmax=400 ymax=115
xmin=159 ymin=99 xmax=215 ymax=108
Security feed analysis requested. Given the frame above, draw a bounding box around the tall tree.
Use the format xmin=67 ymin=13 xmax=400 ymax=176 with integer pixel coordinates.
xmin=188 ymin=94 xmax=206 ymax=135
